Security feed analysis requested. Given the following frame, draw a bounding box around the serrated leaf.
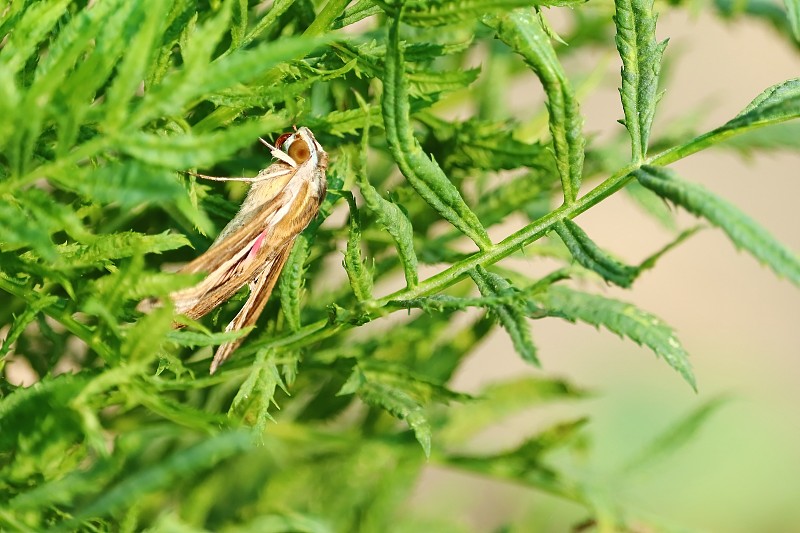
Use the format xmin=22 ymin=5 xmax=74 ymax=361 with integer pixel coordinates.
xmin=470 ymin=266 xmax=539 ymax=365
xmin=421 ymin=115 xmax=555 ymax=173
xmin=132 ymin=33 xmax=328 ymax=126
xmin=333 ymin=0 xmax=382 ymax=28
xmin=52 ymin=2 xmax=141 ymax=152
xmin=230 ymin=349 xmax=284 ymax=434
xmin=553 ymin=219 xmax=639 ymax=287
xmin=120 ymin=118 xmax=284 ymax=169
xmin=671 ymin=79 xmax=800 ymax=159
xmin=123 ymin=304 xmax=174 ymax=363
xmin=354 ymin=96 xmax=419 ymax=289
xmin=12 ymin=0 xmax=125 ymax=172
xmin=395 ymin=0 xmax=586 ymax=27
xmin=53 ymin=161 xmax=185 ymax=208
xmin=723 ymin=77 xmax=800 ymax=131
xmin=307 ymin=105 xmax=384 ymax=138
xmin=483 ymin=10 xmax=585 ymax=204
xmin=408 ymin=67 xmax=480 ymax=100
xmin=535 ymin=285 xmax=696 ymax=388
xmin=278 ymin=237 xmax=311 ymax=332
xmin=636 ymin=165 xmax=800 ymax=285
xmin=382 ymin=13 xmax=492 ymax=251
xmin=342 ymin=193 xmax=374 ymax=302
xmin=239 ymin=0 xmax=297 ymax=49
xmin=102 ymin=2 xmax=170 ymax=130
xmin=614 ymin=0 xmax=667 ymax=161
xmin=55 ymin=232 xmax=189 ymax=269
xmin=339 ymin=365 xmax=433 ymax=456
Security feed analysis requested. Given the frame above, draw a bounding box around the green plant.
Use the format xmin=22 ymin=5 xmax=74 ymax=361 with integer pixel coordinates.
xmin=1 ymin=0 xmax=798 ymax=531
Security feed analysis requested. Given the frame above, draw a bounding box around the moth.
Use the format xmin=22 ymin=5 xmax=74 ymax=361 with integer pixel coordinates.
xmin=146 ymin=127 xmax=328 ymax=373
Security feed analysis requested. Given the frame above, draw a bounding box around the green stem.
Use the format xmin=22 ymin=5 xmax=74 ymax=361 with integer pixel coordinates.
xmin=241 ymin=113 xmax=793 ymax=358
xmin=303 ymin=0 xmax=351 ymax=36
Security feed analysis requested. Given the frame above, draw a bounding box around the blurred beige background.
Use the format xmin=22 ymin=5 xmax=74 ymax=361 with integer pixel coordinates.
xmin=412 ymin=9 xmax=800 ymax=532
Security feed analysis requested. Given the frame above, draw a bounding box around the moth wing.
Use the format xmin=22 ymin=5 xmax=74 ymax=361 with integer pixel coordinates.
xmin=209 ymin=242 xmax=294 ymax=374
xmin=172 ymin=181 xmax=320 ymax=321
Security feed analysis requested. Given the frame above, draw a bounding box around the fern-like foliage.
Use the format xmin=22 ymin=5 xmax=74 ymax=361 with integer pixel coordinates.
xmin=1 ymin=0 xmax=798 ymax=531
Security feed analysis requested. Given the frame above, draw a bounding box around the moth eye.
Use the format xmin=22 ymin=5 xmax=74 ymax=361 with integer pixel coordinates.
xmin=274 ymin=133 xmax=293 ymax=150
xmin=287 ymin=138 xmax=311 ymax=164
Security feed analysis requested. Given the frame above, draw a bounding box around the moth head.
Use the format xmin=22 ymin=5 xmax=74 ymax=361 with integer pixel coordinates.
xmin=261 ymin=127 xmax=325 ymax=169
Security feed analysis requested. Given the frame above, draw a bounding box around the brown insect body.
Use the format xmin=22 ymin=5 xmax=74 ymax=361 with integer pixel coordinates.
xmin=170 ymin=127 xmax=328 ymax=373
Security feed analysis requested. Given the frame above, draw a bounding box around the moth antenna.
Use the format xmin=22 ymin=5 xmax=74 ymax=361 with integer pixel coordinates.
xmin=188 ymin=170 xmax=292 ymax=183
xmin=259 ymin=136 xmax=297 ymax=168
xmin=258 ymin=137 xmax=278 ymax=151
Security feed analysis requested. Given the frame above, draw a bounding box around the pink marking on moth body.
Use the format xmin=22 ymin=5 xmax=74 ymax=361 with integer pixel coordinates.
xmin=247 ymin=230 xmax=268 ymax=262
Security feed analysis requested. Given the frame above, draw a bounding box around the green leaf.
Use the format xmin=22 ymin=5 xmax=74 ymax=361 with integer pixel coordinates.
xmin=624 ymin=180 xmax=676 ymax=230
xmin=535 ymin=285 xmax=696 ymax=389
xmin=0 ymin=0 xmax=72 ymax=76
xmin=334 ymin=0 xmax=382 ymax=28
xmin=339 ymin=364 xmax=438 ymax=456
xmin=553 ymin=219 xmax=639 ymax=287
xmin=439 ymin=376 xmax=588 ymax=446
xmin=230 ymin=349 xmax=285 ymax=434
xmin=0 ymin=295 xmax=59 ymax=359
xmin=122 ymin=304 xmax=174 ymax=363
xmin=395 ymin=0 xmax=585 ymax=27
xmin=119 ymin=118 xmax=284 ymax=169
xmin=0 ymin=199 xmax=58 ymax=261
xmin=662 ymin=79 xmax=800 ymax=162
xmin=725 ymin=77 xmax=800 ymax=130
xmin=278 ymin=237 xmax=311 ymax=332
xmin=343 ymin=193 xmax=374 ymax=302
xmin=12 ymin=0 xmax=125 ymax=172
xmin=382 ymin=13 xmax=492 ymax=251
xmin=240 ymin=0 xmax=297 ymax=49
xmin=443 ymin=418 xmax=588 ymax=493
xmin=68 ymin=431 xmax=252 ymax=525
xmin=55 ymin=231 xmax=189 ymax=269
xmin=623 ymin=395 xmax=730 ymax=473
xmin=483 ymin=10 xmax=585 ymax=204
xmin=55 ymin=161 xmax=184 ymax=208
xmin=133 ymin=33 xmax=327 ymax=126
xmin=470 ymin=266 xmax=539 ymax=365
xmin=614 ymin=0 xmax=667 ymax=161
xmin=102 ymin=2 xmax=170 ymax=131
xmin=420 ymin=114 xmax=556 ymax=173
xmin=354 ymin=96 xmax=419 ymax=289
xmin=636 ymin=165 xmax=800 ymax=285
